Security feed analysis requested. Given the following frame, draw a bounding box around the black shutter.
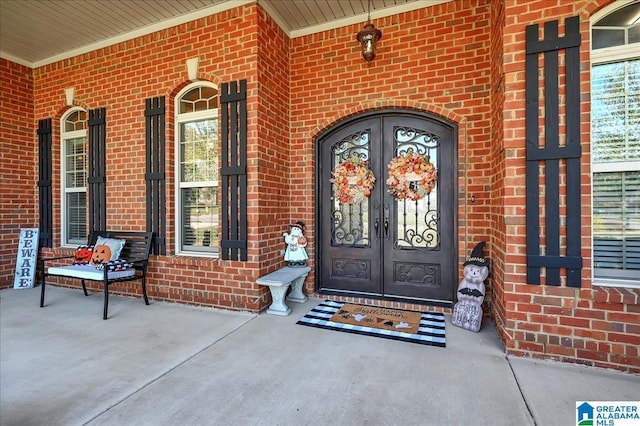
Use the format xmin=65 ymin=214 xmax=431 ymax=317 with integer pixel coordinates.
xmin=38 ymin=118 xmax=53 ymax=248
xmin=525 ymin=16 xmax=583 ymax=287
xmin=220 ymin=80 xmax=248 ymax=261
xmin=145 ymin=96 xmax=166 ymax=255
xmin=88 ymin=108 xmax=107 ymax=232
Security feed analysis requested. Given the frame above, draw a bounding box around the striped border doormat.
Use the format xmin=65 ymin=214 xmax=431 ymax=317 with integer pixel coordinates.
xmin=297 ymin=300 xmax=446 ymax=347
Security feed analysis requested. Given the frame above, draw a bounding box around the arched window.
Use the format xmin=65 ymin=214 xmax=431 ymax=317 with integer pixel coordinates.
xmin=591 ymin=1 xmax=640 ymax=285
xmin=60 ymin=107 xmax=87 ymax=246
xmin=175 ymin=83 xmax=219 ymax=255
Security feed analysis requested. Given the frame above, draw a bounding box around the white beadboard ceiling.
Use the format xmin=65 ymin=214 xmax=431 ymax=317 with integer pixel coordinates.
xmin=0 ymin=0 xmax=448 ymax=68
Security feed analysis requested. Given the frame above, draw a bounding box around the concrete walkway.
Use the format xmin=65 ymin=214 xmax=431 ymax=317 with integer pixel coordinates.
xmin=1 ymin=286 xmax=638 ymax=426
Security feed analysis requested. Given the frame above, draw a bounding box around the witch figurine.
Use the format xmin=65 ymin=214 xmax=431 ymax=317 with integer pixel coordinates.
xmin=452 ymin=241 xmax=489 ymax=332
xmin=283 ymin=221 xmax=308 ymax=267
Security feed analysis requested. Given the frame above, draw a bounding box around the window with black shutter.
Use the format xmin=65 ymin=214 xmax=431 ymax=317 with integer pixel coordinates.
xmin=61 ymin=108 xmax=88 ymax=245
xmin=175 ymin=84 xmax=220 ymax=255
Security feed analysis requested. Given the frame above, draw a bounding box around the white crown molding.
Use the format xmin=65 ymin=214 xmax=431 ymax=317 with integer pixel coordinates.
xmin=0 ymin=51 xmax=33 ymax=68
xmin=287 ymin=0 xmax=448 ymax=39
xmin=2 ymin=0 xmax=450 ymax=69
xmin=25 ymin=0 xmax=253 ymax=69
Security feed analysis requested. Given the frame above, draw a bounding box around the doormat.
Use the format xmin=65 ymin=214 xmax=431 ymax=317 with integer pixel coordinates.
xmin=296 ymin=300 xmax=446 ymax=347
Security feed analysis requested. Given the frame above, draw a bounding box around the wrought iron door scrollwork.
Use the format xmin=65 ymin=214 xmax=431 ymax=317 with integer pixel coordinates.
xmin=394 ymin=126 xmax=440 ymax=154
xmin=395 ymin=208 xmax=440 ymax=249
xmin=396 ymin=263 xmax=439 ymax=285
xmin=392 ymin=126 xmax=441 ymax=250
xmin=331 ymin=206 xmax=369 ymax=246
xmin=331 ymin=130 xmax=371 ymax=162
xmin=330 ymin=129 xmax=372 ymax=247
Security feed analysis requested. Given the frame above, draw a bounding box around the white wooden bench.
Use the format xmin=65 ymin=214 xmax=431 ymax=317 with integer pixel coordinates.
xmin=256 ymin=266 xmax=310 ymax=316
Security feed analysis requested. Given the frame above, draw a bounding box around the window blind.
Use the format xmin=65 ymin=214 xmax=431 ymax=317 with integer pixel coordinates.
xmin=593 ymin=172 xmax=640 ymax=278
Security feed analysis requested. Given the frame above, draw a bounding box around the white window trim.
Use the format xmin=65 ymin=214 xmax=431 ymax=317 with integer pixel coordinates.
xmin=60 ymin=107 xmax=86 ymax=248
xmin=591 ymin=0 xmax=639 ymax=23
xmin=590 ymin=1 xmax=640 ymax=288
xmin=592 ymin=161 xmax=640 ymax=173
xmin=174 ymin=81 xmax=219 ymax=258
xmin=591 ymin=43 xmax=640 ymax=64
xmin=593 ymin=278 xmax=640 ymax=288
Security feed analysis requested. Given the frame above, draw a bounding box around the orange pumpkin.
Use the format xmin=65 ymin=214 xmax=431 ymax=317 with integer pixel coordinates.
xmin=73 ymin=246 xmax=94 ymax=264
xmin=90 ymin=244 xmax=112 ymax=266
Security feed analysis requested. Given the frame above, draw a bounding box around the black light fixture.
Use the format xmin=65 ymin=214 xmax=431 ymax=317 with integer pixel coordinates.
xmin=356 ymin=0 xmax=382 ymax=63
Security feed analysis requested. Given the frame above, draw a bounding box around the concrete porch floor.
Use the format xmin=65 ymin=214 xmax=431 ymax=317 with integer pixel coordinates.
xmin=1 ymin=286 xmax=638 ymax=426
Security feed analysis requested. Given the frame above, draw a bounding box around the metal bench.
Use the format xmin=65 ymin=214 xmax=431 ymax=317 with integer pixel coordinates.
xmin=39 ymin=231 xmax=154 ymax=319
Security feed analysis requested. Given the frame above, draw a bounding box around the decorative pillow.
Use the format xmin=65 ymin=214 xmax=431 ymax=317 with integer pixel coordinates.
xmin=94 ymin=259 xmax=134 ymax=272
xmin=90 ymin=237 xmax=125 ymax=267
xmin=72 ymin=245 xmax=94 ymax=265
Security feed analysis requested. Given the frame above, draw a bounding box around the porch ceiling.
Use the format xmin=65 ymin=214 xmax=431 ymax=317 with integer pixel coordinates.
xmin=0 ymin=0 xmax=449 ymax=68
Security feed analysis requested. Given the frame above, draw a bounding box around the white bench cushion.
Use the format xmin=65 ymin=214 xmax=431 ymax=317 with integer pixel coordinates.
xmin=48 ymin=264 xmax=136 ymax=281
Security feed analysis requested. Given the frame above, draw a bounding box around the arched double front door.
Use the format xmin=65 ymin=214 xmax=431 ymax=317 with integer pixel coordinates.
xmin=316 ymin=110 xmax=457 ymax=306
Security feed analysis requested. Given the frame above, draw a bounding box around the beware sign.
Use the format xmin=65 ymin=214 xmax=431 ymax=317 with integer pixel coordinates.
xmin=13 ymin=228 xmax=39 ymax=289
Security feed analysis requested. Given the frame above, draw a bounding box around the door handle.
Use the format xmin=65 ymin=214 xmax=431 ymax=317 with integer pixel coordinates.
xmin=374 ymin=219 xmax=379 ymax=239
xmin=383 ymin=201 xmax=390 ymax=240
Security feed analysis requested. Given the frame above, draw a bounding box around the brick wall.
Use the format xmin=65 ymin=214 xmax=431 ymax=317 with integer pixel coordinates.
xmin=496 ymin=0 xmax=639 ymax=373
xmin=255 ymin=6 xmax=291 ymax=273
xmin=0 ymin=59 xmax=35 ymax=287
xmin=6 ymin=4 xmax=290 ymax=312
xmin=290 ymin=0 xmax=493 ymax=304
xmin=1 ymin=0 xmax=638 ymax=372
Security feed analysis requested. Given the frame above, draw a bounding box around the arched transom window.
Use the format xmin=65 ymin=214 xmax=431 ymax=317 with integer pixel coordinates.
xmin=175 ymin=83 xmax=219 ymax=256
xmin=60 ymin=108 xmax=87 ymax=246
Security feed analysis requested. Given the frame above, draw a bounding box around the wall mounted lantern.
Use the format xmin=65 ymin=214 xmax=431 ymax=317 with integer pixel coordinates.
xmin=356 ymin=1 xmax=382 ymax=63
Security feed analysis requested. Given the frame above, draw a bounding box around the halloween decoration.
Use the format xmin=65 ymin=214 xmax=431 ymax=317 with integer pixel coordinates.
xmin=283 ymin=222 xmax=308 ymax=267
xmin=73 ymin=245 xmax=94 ymax=265
xmin=452 ymin=242 xmax=489 ymax=332
xmin=90 ymin=244 xmax=112 ymax=267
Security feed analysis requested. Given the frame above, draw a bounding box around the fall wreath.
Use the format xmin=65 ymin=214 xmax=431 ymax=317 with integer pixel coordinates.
xmin=331 ymin=156 xmax=376 ymax=204
xmin=386 ymin=152 xmax=437 ymax=201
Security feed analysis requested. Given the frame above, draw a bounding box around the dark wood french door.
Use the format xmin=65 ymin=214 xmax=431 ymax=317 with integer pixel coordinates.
xmin=316 ymin=111 xmax=457 ymax=305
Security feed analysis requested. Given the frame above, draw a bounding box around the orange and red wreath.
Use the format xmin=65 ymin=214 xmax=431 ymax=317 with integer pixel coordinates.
xmin=331 ymin=156 xmax=376 ymax=204
xmin=386 ymin=152 xmax=437 ymax=201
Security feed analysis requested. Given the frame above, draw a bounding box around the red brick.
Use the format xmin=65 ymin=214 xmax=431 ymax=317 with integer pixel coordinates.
xmin=574 ymin=308 xmax=605 ymax=320
xmin=576 ymin=349 xmax=609 ymax=363
xmin=592 ymin=320 xmax=625 ymax=333
xmin=559 ymin=316 xmax=590 ymax=329
xmin=608 ymin=312 xmax=640 ymax=324
xmin=546 ymin=345 xmax=576 ymax=357
xmin=609 ymin=333 xmax=640 ymax=346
